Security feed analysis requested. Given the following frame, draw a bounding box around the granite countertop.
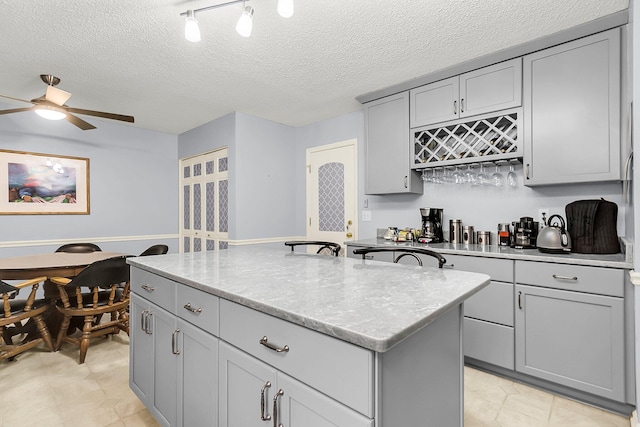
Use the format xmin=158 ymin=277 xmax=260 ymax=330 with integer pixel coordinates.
xmin=127 ymin=246 xmax=490 ymax=352
xmin=347 ymin=238 xmax=633 ymax=269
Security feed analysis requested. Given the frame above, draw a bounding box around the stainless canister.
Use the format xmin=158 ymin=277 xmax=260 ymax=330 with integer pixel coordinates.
xmin=476 ymin=231 xmax=491 ymax=246
xmin=462 ymin=226 xmax=474 ymax=244
xmin=449 ymin=219 xmax=462 ymax=243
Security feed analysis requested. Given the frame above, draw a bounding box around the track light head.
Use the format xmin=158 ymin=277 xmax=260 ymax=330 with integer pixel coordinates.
xmin=184 ymin=10 xmax=201 ymax=42
xmin=236 ymin=6 xmax=254 ymax=37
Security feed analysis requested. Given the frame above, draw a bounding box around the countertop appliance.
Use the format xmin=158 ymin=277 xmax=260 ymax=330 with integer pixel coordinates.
xmin=537 ymin=214 xmax=571 ymax=253
xmin=420 ymin=208 xmax=444 ymax=243
xmin=511 ymin=216 xmax=538 ymax=249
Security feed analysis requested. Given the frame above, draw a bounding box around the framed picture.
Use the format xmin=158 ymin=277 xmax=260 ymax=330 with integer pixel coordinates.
xmin=0 ymin=149 xmax=90 ymax=215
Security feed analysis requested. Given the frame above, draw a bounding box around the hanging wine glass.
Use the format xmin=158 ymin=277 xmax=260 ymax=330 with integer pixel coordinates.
xmin=466 ymin=164 xmax=478 ymax=186
xmin=507 ymin=162 xmax=518 ymax=187
xmin=477 ymin=163 xmax=489 ymax=186
xmin=491 ymin=163 xmax=504 ymax=187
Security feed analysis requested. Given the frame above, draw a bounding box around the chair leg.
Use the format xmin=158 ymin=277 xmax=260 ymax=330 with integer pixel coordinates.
xmin=33 ymin=315 xmax=54 ymax=352
xmin=55 ymin=315 xmax=72 ymax=351
xmin=78 ymin=315 xmax=93 ymax=364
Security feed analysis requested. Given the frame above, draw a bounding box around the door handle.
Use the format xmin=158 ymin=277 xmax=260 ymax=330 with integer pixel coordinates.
xmin=260 ymin=381 xmax=272 ymax=421
xmin=273 ymin=389 xmax=284 ymax=427
xmin=172 ymin=329 xmax=181 ymax=355
xmin=518 ymin=291 xmax=522 ymax=310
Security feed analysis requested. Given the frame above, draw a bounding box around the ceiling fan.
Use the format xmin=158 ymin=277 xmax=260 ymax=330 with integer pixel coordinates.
xmin=0 ymin=74 xmax=134 ymax=130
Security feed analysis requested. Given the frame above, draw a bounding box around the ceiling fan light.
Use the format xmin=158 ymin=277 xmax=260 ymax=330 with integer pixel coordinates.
xmin=277 ymin=0 xmax=294 ymax=18
xmin=236 ymin=6 xmax=254 ymax=37
xmin=185 ymin=10 xmax=201 ymax=42
xmin=35 ymin=105 xmax=67 ymax=121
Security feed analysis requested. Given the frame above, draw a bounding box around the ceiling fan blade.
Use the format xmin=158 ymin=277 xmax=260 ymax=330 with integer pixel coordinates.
xmin=0 ymin=94 xmax=33 ymax=104
xmin=66 ymin=107 xmax=134 ymax=123
xmin=45 ymin=86 xmax=72 ymax=106
xmin=65 ymin=113 xmax=96 ymax=130
xmin=0 ymin=107 xmax=35 ymax=115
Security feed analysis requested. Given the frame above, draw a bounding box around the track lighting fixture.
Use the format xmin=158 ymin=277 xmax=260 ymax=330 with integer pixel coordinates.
xmin=180 ymin=0 xmax=293 ymax=42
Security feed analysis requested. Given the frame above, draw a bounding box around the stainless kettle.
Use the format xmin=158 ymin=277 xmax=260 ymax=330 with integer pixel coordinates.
xmin=537 ymin=214 xmax=571 ymax=253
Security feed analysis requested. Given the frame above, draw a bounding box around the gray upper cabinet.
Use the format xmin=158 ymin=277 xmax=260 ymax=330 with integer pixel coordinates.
xmin=523 ymin=28 xmax=621 ymax=185
xmin=364 ymin=92 xmax=422 ymax=195
xmin=410 ymin=58 xmax=522 ymax=128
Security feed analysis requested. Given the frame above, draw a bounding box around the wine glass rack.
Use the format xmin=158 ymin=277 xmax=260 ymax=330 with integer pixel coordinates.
xmin=412 ymin=109 xmax=522 ymax=169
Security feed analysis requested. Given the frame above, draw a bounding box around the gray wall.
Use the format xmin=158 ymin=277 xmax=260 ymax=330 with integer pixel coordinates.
xmin=0 ymin=104 xmax=179 ymax=257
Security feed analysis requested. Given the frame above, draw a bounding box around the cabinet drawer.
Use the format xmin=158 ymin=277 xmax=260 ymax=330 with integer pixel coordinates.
xmin=464 ymin=281 xmax=513 ymax=326
xmin=131 ymin=268 xmax=176 ymax=313
xmin=177 ymin=285 xmax=219 ymax=335
xmin=219 ymin=299 xmax=374 ymax=417
xmin=446 ymin=254 xmax=513 ymax=282
xmin=464 ymin=318 xmax=514 ymax=370
xmin=515 ymin=261 xmax=624 ymax=297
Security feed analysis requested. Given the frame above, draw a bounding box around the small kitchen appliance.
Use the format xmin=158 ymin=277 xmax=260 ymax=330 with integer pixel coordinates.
xmin=419 ymin=208 xmax=444 ymax=243
xmin=537 ymin=214 xmax=571 ymax=253
xmin=498 ymin=223 xmax=511 ymax=246
xmin=510 ymin=216 xmax=539 ymax=249
xmin=565 ymin=199 xmax=620 ymax=254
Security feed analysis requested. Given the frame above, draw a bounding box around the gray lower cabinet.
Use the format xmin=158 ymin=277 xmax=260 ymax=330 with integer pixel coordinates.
xmin=523 ymin=27 xmax=621 ymax=185
xmin=515 ymin=261 xmax=626 ymax=402
xmin=364 ymin=92 xmax=422 ymax=195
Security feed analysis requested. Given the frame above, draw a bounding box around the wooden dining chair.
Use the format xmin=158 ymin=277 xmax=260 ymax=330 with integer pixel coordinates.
xmin=284 ymin=241 xmax=342 ymax=257
xmin=49 ymin=256 xmax=130 ymax=364
xmin=55 ymin=243 xmax=102 ymax=253
xmin=1 ymin=277 xmax=54 ymax=361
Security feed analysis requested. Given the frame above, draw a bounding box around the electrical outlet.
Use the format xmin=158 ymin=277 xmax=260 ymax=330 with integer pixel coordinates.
xmin=538 ymin=208 xmax=549 ymax=226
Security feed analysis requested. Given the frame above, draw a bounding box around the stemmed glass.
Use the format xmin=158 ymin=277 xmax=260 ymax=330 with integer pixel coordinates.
xmin=452 ymin=166 xmax=465 ymax=184
xmin=491 ymin=163 xmax=504 ymax=187
xmin=507 ymin=163 xmax=518 ymax=187
xmin=477 ymin=163 xmax=489 ymax=186
xmin=466 ymin=164 xmax=478 ymax=186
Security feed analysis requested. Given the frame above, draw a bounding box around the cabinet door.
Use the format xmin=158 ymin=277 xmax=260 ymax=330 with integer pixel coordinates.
xmin=152 ymin=305 xmax=179 ymax=427
xmin=178 ymin=319 xmax=218 ymax=427
xmin=276 ymin=372 xmax=374 ymax=427
xmin=460 ymin=58 xmax=522 ymax=118
xmin=523 ymin=28 xmax=621 ymax=185
xmin=219 ymin=341 xmax=277 ymax=427
xmin=129 ymin=294 xmax=153 ymax=404
xmin=364 ymin=92 xmax=422 ymax=195
xmin=515 ymin=284 xmax=625 ymax=401
xmin=410 ymin=76 xmax=459 ymax=127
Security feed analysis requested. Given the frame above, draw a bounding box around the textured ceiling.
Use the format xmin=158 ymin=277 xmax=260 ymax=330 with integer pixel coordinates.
xmin=0 ymin=0 xmax=629 ymax=134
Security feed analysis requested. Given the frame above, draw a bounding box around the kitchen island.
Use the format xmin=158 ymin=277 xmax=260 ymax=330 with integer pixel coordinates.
xmin=127 ymin=245 xmax=490 ymax=427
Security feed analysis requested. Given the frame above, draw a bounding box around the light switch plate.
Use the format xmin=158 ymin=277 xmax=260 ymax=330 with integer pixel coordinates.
xmin=362 ymin=211 xmax=372 ymax=222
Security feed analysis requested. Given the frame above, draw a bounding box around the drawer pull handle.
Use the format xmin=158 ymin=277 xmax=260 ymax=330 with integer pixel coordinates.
xmin=141 ymin=284 xmax=155 ymax=292
xmin=260 ymin=336 xmax=290 ymax=353
xmin=172 ymin=329 xmax=181 ymax=355
xmin=273 ymin=389 xmax=284 ymax=427
xmin=552 ymin=274 xmax=578 ymax=281
xmin=183 ymin=303 xmax=203 ymax=314
xmin=260 ymin=381 xmax=272 ymax=421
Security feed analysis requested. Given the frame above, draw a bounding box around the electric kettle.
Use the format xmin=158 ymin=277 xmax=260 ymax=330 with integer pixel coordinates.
xmin=537 ymin=214 xmax=571 ymax=253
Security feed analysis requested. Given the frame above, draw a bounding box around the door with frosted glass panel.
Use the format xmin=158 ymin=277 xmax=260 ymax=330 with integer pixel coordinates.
xmin=180 ymin=148 xmax=229 ymax=253
xmin=306 ymin=140 xmax=357 ymax=255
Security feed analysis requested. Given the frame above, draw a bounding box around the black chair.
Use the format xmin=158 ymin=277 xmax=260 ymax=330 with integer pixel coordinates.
xmin=352 ymin=247 xmax=447 ymax=268
xmin=49 ymin=256 xmax=130 ymax=364
xmin=284 ymin=241 xmax=341 ymax=257
xmin=139 ymin=244 xmax=169 ymax=256
xmin=55 ymin=243 xmax=102 ymax=253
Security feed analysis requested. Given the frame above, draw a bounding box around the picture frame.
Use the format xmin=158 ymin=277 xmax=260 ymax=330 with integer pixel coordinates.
xmin=0 ymin=149 xmax=90 ymax=215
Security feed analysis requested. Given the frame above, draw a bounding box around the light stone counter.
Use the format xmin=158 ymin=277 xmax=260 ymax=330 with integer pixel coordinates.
xmin=347 ymin=238 xmax=633 ymax=269
xmin=127 ymin=245 xmax=490 ymax=352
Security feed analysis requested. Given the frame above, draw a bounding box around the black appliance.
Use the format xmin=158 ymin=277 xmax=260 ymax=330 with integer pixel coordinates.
xmin=419 ymin=208 xmax=444 ymax=243
xmin=511 ymin=216 xmax=539 ymax=248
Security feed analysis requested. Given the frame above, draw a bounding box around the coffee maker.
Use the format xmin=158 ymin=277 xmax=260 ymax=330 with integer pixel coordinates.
xmin=419 ymin=208 xmax=444 ymax=243
xmin=511 ymin=216 xmax=539 ymax=248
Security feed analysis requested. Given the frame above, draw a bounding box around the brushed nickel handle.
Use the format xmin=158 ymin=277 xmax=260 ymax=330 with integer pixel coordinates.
xmin=525 ymin=164 xmax=530 ymax=179
xmin=260 ymin=336 xmax=289 ymax=353
xmin=273 ymin=389 xmax=284 ymax=427
xmin=141 ymin=284 xmax=155 ymax=292
xmin=552 ymin=274 xmax=578 ymax=281
xmin=518 ymin=291 xmax=522 ymax=310
xmin=404 ymin=176 xmax=408 ymax=188
xmin=172 ymin=329 xmax=181 ymax=355
xmin=183 ymin=303 xmax=203 ymax=313
xmin=260 ymin=381 xmax=272 ymax=421
xmin=461 ymin=98 xmax=465 ymax=113
xmin=453 ymin=100 xmax=457 ymax=114
xmin=140 ymin=310 xmax=146 ymax=332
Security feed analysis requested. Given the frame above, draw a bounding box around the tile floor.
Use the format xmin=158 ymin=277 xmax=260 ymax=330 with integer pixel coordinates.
xmin=0 ymin=336 xmax=632 ymax=427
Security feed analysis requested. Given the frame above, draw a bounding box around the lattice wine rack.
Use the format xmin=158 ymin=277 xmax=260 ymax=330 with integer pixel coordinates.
xmin=413 ymin=110 xmax=522 ymax=168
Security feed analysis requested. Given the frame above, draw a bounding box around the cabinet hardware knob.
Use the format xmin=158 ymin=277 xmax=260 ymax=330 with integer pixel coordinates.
xmin=184 ymin=303 xmax=203 ymax=313
xmin=260 ymin=336 xmax=290 ymax=353
xmin=172 ymin=329 xmax=181 ymax=355
xmin=260 ymin=381 xmax=272 ymax=421
xmin=273 ymin=389 xmax=284 ymax=427
xmin=552 ymin=274 xmax=578 ymax=281
xmin=141 ymin=284 xmax=155 ymax=292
